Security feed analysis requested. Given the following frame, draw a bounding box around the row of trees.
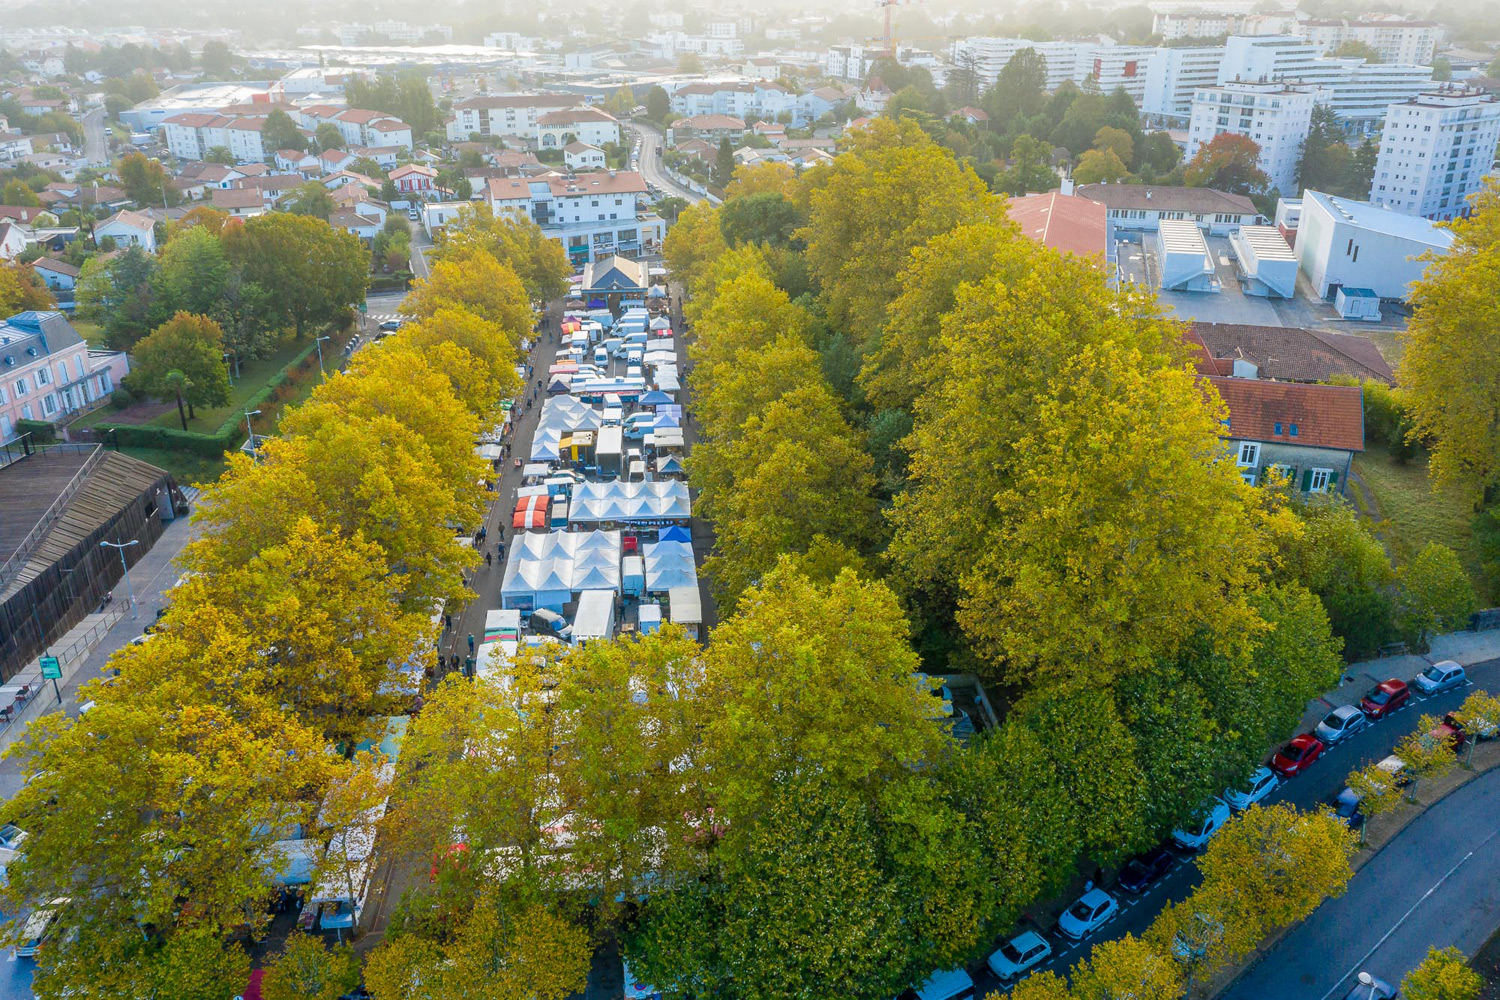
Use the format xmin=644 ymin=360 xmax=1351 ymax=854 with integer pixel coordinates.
xmin=75 ymin=210 xmax=369 ymax=352
xmin=0 ymin=211 xmax=545 ymax=997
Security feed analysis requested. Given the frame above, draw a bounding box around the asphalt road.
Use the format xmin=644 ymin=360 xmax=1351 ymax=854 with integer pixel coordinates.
xmin=1226 ymin=765 xmax=1500 ymax=1000
xmin=626 ymin=123 xmax=703 ymax=204
xmin=980 ymin=657 xmax=1500 ymax=996
xmin=81 ymin=108 xmax=108 ymax=166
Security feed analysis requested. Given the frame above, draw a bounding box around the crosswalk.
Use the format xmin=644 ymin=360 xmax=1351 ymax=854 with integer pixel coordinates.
xmin=366 ymin=312 xmax=401 ymax=326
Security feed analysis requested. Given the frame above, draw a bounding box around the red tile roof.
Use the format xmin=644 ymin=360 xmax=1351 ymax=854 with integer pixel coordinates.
xmin=1203 ymin=376 xmax=1364 ymax=452
xmin=1006 ymin=191 xmax=1108 ymax=259
xmin=1186 ymin=323 xmax=1394 ymax=384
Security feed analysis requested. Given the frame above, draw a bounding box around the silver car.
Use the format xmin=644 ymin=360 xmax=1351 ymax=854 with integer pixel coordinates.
xmin=1413 ymin=660 xmax=1466 ymax=695
xmin=1315 ymin=705 xmax=1368 ymax=745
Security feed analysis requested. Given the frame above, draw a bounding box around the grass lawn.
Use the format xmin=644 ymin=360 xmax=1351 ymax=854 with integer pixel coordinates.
xmin=71 ymin=319 xmax=107 ymax=347
xmin=72 ymin=337 xmax=313 ymax=433
xmin=116 ymin=446 xmax=228 ymax=489
xmin=1352 ymin=442 xmax=1487 ymax=598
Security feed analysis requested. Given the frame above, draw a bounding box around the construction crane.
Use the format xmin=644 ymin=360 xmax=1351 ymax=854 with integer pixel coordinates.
xmin=874 ymin=0 xmax=919 ymax=56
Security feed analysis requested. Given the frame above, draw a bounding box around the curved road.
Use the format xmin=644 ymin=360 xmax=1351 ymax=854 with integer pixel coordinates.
xmin=1226 ymin=765 xmax=1500 ymax=1000
xmin=81 ymin=107 xmax=108 ymax=167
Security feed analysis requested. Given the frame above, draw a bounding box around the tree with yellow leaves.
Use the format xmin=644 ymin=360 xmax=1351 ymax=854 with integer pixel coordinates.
xmin=662 ymin=200 xmax=727 ymax=298
xmin=1399 ymin=178 xmax=1500 ymax=503
xmin=428 ymin=203 xmax=571 ymax=301
xmin=686 ymin=267 xmax=813 ymax=386
xmin=399 ymin=307 xmax=526 ymax=399
xmin=1070 ymin=934 xmax=1183 ymax=1000
xmin=1395 ymin=713 xmax=1460 ymax=801
xmin=400 ymin=249 xmax=534 ymax=339
xmin=724 ymin=161 xmax=800 ymax=200
xmin=799 ymin=117 xmax=1007 ymax=342
xmin=1402 ymin=946 xmax=1483 ymax=1000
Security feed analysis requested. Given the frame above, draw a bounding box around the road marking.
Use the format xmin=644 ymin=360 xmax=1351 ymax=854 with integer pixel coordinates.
xmin=1317 ymin=824 xmax=1500 ymax=1000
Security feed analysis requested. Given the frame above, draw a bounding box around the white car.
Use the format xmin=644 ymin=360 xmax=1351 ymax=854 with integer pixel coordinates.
xmin=1413 ymin=660 xmax=1466 ymax=695
xmin=1171 ymin=797 xmax=1231 ymax=851
xmin=1222 ymin=767 xmax=1279 ymax=811
xmin=1315 ymin=705 xmax=1369 ymax=745
xmin=0 ymin=824 xmax=27 ymax=851
xmin=986 ymin=930 xmax=1052 ymax=980
xmin=1057 ymin=888 xmax=1119 ymax=940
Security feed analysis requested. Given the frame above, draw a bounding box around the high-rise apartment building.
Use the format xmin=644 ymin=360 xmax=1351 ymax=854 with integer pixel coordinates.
xmin=1372 ymin=87 xmax=1500 ymax=220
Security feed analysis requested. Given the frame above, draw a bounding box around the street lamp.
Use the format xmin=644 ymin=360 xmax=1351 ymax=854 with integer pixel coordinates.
xmin=315 ymin=335 xmax=331 ymax=381
xmin=244 ymin=408 xmax=261 ymax=464
xmin=222 ymin=352 xmax=234 ymax=387
xmin=99 ymin=538 xmax=140 ymax=619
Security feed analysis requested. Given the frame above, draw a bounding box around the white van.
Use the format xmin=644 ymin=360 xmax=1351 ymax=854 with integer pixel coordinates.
xmin=898 ymin=968 xmax=976 ymax=1000
xmin=15 ymin=898 xmax=67 ymax=958
xmin=622 ymin=959 xmax=662 ymax=1000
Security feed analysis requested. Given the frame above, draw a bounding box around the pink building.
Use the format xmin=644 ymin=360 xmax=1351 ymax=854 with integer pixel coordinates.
xmin=0 ymin=312 xmax=127 ymax=442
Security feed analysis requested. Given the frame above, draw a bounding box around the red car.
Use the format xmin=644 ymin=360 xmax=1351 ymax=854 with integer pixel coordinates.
xmin=1428 ymin=719 xmax=1468 ymax=751
xmin=1271 ymin=734 xmax=1325 ymax=777
xmin=1360 ymin=679 xmax=1410 ymax=719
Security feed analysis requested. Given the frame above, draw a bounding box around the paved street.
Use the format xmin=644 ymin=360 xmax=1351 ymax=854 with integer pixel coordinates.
xmin=80 ymin=107 xmax=107 ymax=167
xmin=626 ymin=123 xmax=704 ymax=204
xmin=1226 ymin=765 xmax=1500 ymax=1000
xmin=981 ymin=648 xmax=1500 ymax=996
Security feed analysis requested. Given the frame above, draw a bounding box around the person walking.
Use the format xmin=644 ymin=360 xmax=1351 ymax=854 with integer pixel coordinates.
xmin=485 ymin=551 xmax=493 ymax=567
xmin=467 ymin=633 xmax=476 ymax=655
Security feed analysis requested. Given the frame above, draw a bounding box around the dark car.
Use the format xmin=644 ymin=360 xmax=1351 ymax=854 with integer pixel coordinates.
xmin=1360 ymin=678 xmax=1410 ymax=719
xmin=1330 ymin=787 xmax=1365 ymax=831
xmin=1118 ymin=846 xmax=1174 ymax=893
xmin=1270 ymin=733 xmax=1325 ymax=778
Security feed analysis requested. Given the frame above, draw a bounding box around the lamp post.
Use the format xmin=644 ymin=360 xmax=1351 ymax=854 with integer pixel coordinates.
xmin=223 ymin=352 xmax=235 ymax=387
xmin=315 ymin=335 xmax=331 ymax=381
xmin=99 ymin=538 xmax=140 ymax=619
xmin=244 ymin=408 xmax=261 ymax=464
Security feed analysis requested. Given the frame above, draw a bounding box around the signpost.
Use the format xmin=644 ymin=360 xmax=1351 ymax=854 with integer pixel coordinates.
xmin=40 ymin=654 xmax=61 ymax=705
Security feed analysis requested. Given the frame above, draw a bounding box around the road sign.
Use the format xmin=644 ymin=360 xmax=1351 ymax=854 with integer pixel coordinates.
xmin=358 ymin=302 xmax=368 ymax=314
xmin=40 ymin=655 xmax=60 ymax=679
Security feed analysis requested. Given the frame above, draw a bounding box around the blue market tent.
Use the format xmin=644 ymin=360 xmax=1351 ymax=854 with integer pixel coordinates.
xmin=660 ymin=525 xmax=691 ymax=543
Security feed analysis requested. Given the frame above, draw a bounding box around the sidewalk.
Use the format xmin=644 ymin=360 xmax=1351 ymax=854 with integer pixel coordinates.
xmin=0 ymin=509 xmax=204 ymax=798
xmin=1296 ymin=628 xmax=1500 ymax=732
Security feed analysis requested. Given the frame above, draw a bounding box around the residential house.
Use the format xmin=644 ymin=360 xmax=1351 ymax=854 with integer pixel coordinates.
xmin=235 ymin=174 xmax=305 ymax=208
xmin=1186 ymin=322 xmax=1395 ymax=384
xmin=957 ymin=106 xmax=989 ymax=125
xmin=0 ymin=132 xmax=34 ymax=163
xmin=321 ymin=170 xmax=384 ymax=193
xmin=20 ymin=98 xmax=67 ymax=117
xmin=319 ymin=148 xmax=357 ymax=175
xmin=734 ymin=146 xmax=790 ymax=167
xmin=485 ymin=170 xmax=664 ymax=264
xmin=564 ymin=142 xmax=607 ymax=170
xmin=350 ymin=145 xmax=403 ymax=169
xmin=0 ymin=206 xmax=52 ymax=228
xmin=210 ymin=188 xmax=266 ymax=218
xmin=0 ymin=311 xmax=126 ymax=439
xmin=178 ymin=162 xmax=244 ymax=191
xmin=488 ymin=151 xmax=543 ymax=175
xmin=0 ymin=223 xmax=26 ymax=262
xmin=27 ymin=132 xmax=76 ymax=155
xmin=667 ymin=115 xmax=746 ymax=146
xmin=796 ymin=86 xmax=851 ymax=122
xmin=752 ymin=121 xmax=786 ymax=142
xmin=389 ymin=163 xmax=438 ymax=198
xmin=1073 ymin=183 xmax=1261 ymax=236
xmin=95 ymin=210 xmax=157 ymax=252
xmin=446 ymin=94 xmax=582 ymax=143
xmin=1205 ymin=374 xmax=1364 ymax=494
xmin=329 ymin=209 xmax=382 ymax=242
xmin=536 ymin=108 xmax=622 ymax=150
xmin=675 ymin=138 xmax=717 ymax=163
xmin=856 ymin=79 xmax=893 ymax=114
xmin=275 ymin=149 xmax=320 ymax=174
xmin=331 ymin=187 xmax=388 ymax=222
xmin=30 ymin=257 xmax=79 ymax=293
xmin=293 ymin=107 xmax=414 ymax=151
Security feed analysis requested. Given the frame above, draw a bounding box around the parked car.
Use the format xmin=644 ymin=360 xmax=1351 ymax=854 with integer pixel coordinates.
xmin=0 ymin=823 xmax=27 ymax=851
xmin=1331 ymin=787 xmax=1365 ymax=830
xmin=1171 ymin=797 xmax=1231 ymax=851
xmin=1223 ymin=766 xmax=1279 ymax=811
xmin=1426 ymin=717 xmax=1468 ymax=752
xmin=1117 ymin=846 xmax=1174 ymax=893
xmin=529 ymin=609 xmax=573 ymax=638
xmin=986 ymin=930 xmax=1052 ymax=981
xmin=1270 ymin=734 xmax=1325 ymax=778
xmin=1413 ymin=660 xmax=1466 ymax=696
xmin=1342 ymin=971 xmax=1396 ymax=1000
xmin=14 ymin=898 xmax=67 ymax=958
xmin=1446 ymin=710 xmax=1498 ymax=741
xmin=1316 ymin=705 xmax=1369 ymax=745
xmin=379 ymin=319 xmax=401 ymax=331
xmin=1360 ymin=679 xmax=1410 ymax=719
xmin=1057 ymin=888 xmax=1119 ymax=940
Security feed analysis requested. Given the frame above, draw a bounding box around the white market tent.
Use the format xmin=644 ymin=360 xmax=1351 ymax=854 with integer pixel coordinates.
xmin=569 ymin=480 xmax=691 ymax=526
xmin=643 ymin=539 xmax=697 ymax=592
xmin=669 ymin=586 xmax=702 ymax=638
xmin=572 ymin=590 xmax=616 ymax=645
xmin=262 ymin=838 xmax=320 ymax=886
xmin=501 ymin=530 xmax=623 ymax=612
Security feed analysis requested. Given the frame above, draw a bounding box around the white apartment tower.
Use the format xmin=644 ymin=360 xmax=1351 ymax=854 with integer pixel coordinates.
xmin=1217 ymin=36 xmax=1433 ymax=129
xmin=1292 ymin=18 xmax=1439 ymax=66
xmin=1144 ymin=46 xmax=1227 ymax=122
xmin=1372 ymin=88 xmax=1500 ymax=221
xmin=1188 ymin=81 xmax=1325 ymax=194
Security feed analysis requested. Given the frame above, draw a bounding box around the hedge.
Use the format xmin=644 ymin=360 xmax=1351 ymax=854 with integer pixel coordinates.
xmin=16 ymin=418 xmax=57 ymax=443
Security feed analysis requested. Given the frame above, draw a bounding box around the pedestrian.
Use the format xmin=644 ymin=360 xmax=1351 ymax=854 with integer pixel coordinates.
xmin=443 ymin=612 xmax=452 ymax=630
xmin=496 ymin=540 xmax=505 ymax=558
xmin=467 ymin=633 xmax=476 ymax=655
xmin=485 ymin=551 xmax=493 ymax=567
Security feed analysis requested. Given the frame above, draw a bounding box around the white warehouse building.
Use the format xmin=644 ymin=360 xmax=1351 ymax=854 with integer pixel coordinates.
xmin=1371 ymin=87 xmax=1500 ymax=222
xmin=1296 ymin=189 xmax=1454 ymax=302
xmin=1229 ymin=225 xmax=1298 ymax=297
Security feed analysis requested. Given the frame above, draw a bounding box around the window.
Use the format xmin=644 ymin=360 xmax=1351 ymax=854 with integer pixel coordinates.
xmin=41 ymin=394 xmax=56 ymax=416
xmin=13 ymin=379 xmax=27 ymax=397
xmin=1309 ymin=468 xmax=1332 ymax=493
xmin=1237 ymin=442 xmax=1260 ymax=467
xmin=1289 ymin=423 xmax=1298 ymax=437
xmin=1274 ymin=422 xmax=1282 ymax=435
xmin=1241 ymin=469 xmax=1258 ymax=486
xmin=1268 ymin=463 xmax=1295 ymax=483
xmin=34 ymin=367 xmax=50 ymax=386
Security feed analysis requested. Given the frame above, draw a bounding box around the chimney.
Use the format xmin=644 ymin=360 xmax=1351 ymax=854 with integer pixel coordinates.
xmin=1060 ymin=177 xmax=1076 ymax=196
xmin=1145 ymin=188 xmax=1152 ymax=200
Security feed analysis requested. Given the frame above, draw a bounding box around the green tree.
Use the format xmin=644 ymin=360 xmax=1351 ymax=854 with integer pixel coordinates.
xmin=1297 ymin=104 xmax=1351 ymax=194
xmin=1399 ymin=179 xmax=1500 ymax=503
xmin=260 ymin=937 xmax=360 ymax=1000
xmin=428 ymin=203 xmax=571 ymax=301
xmin=1141 ymin=130 xmax=1184 ymax=173
xmin=1092 ymin=125 xmax=1134 ymax=164
xmin=100 ymin=245 xmax=161 ymax=350
xmin=1 ymin=179 xmax=39 ymax=206
xmin=205 ymin=145 xmax=234 ymax=164
xmin=115 ymin=151 xmax=179 ymax=206
xmin=199 ymin=40 xmax=234 ymax=78
xmin=261 ymin=109 xmax=305 ymax=154
xmin=646 ymin=85 xmax=670 ymax=122
xmin=1344 ymin=137 xmax=1377 ymax=198
xmin=1185 ymin=132 xmax=1269 ymax=194
xmin=1432 ymin=57 xmax=1453 ymax=82
xmin=984 ymin=47 xmax=1049 ymax=127
xmin=221 ymin=212 xmax=368 ymax=336
xmin=314 ymin=122 xmax=344 ymax=151
xmin=711 ymin=137 xmax=736 ymax=190
xmin=281 ymin=181 xmax=336 ymax=220
xmin=1395 ymin=714 xmax=1460 ymax=800
xmin=998 ymin=134 xmax=1056 ymax=195
xmin=1072 ymin=146 xmax=1130 ymax=183
xmin=1279 ymin=498 xmax=1396 ymax=661
xmin=718 ymin=191 xmax=801 ymax=248
xmin=126 ymin=312 xmax=231 ymax=427
xmin=1330 ymin=39 xmax=1381 ymax=63
xmin=1402 ymin=946 xmax=1482 ymax=1000
xmin=1397 ymin=542 xmax=1477 ymax=649
xmin=154 ymin=224 xmax=229 ymax=317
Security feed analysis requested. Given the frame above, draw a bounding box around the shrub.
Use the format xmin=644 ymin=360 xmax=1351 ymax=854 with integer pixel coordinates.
xmin=109 ymin=387 xmax=135 ymax=409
